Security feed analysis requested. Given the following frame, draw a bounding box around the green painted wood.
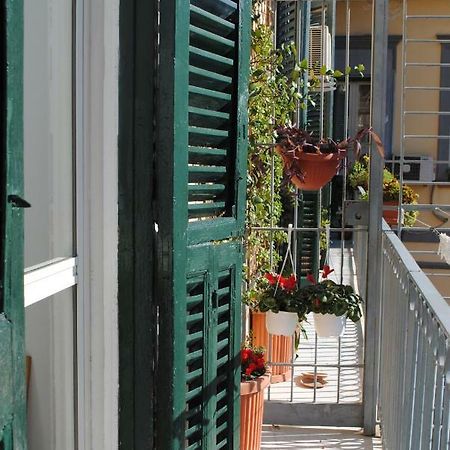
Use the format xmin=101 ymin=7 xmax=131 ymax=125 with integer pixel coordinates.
xmin=155 ymin=1 xmax=250 ymax=448
xmin=297 ymin=191 xmax=320 ymax=281
xmin=118 ymin=0 xmax=157 ymax=448
xmin=0 ymin=0 xmax=26 ymax=448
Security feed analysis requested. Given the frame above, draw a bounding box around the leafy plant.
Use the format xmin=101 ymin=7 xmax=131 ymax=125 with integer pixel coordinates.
xmin=245 ymin=272 xmax=308 ymax=320
xmin=299 ymin=267 xmax=363 ymax=322
xmin=348 ymin=155 xmax=419 ymax=226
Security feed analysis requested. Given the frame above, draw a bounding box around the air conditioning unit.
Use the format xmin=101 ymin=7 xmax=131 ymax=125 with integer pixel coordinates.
xmin=309 ymin=25 xmax=336 ymax=92
xmin=393 ymin=155 xmax=435 ymax=182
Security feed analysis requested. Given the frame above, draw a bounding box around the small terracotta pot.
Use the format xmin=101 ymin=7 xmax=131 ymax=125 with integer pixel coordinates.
xmin=251 ymin=311 xmax=293 ymax=383
xmin=240 ymin=373 xmax=271 ymax=450
xmin=383 ymin=201 xmax=399 ymax=225
xmin=276 ymin=145 xmax=345 ymax=191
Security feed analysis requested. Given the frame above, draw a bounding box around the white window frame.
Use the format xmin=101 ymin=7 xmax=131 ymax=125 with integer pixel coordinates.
xmin=23 ymin=0 xmax=120 ymax=448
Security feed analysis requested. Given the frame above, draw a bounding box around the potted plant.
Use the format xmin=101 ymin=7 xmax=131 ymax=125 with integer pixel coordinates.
xmin=247 ymin=272 xmax=308 ymax=336
xmin=299 ymin=265 xmax=363 ymax=337
xmin=348 ymin=155 xmax=419 ymax=226
xmin=240 ymin=338 xmax=270 ymax=450
xmin=274 ymin=126 xmax=384 ymax=191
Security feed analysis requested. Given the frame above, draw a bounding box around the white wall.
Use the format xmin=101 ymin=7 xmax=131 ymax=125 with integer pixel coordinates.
xmin=77 ymin=0 xmax=120 ymax=448
xmin=23 ymin=0 xmax=120 ymax=448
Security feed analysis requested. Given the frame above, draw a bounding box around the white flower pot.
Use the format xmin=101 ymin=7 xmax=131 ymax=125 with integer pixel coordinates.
xmin=266 ymin=311 xmax=298 ymax=336
xmin=313 ymin=313 xmax=346 ymax=338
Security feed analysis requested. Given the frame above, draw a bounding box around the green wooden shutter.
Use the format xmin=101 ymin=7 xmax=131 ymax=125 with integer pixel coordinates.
xmin=156 ymin=0 xmax=250 ymax=449
xmin=0 ymin=1 xmax=26 ymax=448
xmin=297 ymin=192 xmax=320 ymax=280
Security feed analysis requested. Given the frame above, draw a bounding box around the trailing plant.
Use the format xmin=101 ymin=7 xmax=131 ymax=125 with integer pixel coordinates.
xmin=299 ymin=266 xmax=363 ymax=322
xmin=246 ymin=0 xmax=366 ymax=283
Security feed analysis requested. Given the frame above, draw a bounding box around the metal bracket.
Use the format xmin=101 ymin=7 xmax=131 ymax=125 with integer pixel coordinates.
xmin=344 ymin=200 xmax=369 ymax=227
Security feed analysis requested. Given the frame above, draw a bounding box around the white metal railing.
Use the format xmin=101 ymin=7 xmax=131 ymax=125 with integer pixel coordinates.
xmin=354 ymin=220 xmax=450 ymax=449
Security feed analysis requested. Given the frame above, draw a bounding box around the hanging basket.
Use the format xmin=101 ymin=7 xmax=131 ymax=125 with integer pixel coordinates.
xmin=313 ymin=313 xmax=347 ymax=338
xmin=251 ymin=311 xmax=293 ymax=383
xmin=266 ymin=310 xmax=298 ymax=336
xmin=240 ymin=373 xmax=271 ymax=450
xmin=275 ymin=145 xmax=345 ymax=191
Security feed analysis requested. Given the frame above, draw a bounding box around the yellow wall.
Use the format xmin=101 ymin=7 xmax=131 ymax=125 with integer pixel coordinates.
xmin=337 ymin=1 xmax=450 ymax=300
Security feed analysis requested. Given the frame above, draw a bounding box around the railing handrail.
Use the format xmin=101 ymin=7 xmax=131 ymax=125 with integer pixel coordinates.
xmin=382 ymin=219 xmax=450 ymax=337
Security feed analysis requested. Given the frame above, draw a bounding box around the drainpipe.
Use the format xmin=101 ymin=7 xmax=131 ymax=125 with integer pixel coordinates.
xmin=364 ymin=0 xmax=389 ymax=436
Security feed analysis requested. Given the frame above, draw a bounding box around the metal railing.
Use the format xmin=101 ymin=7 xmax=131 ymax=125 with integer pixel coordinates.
xmin=355 ymin=220 xmax=450 ymax=449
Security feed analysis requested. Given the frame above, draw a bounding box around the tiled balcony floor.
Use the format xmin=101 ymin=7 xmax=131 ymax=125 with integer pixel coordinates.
xmin=261 ymin=426 xmax=383 ymax=449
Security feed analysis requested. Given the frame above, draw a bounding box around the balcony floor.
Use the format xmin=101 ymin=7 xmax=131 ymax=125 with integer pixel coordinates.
xmin=261 ymin=426 xmax=383 ymax=449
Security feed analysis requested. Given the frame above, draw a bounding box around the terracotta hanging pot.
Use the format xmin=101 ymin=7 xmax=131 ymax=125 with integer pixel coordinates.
xmin=275 ymin=145 xmax=345 ymax=191
xmin=251 ymin=311 xmax=292 ymax=383
xmin=313 ymin=313 xmax=346 ymax=338
xmin=240 ymin=373 xmax=271 ymax=450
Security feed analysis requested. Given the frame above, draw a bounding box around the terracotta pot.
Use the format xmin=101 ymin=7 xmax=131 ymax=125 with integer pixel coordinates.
xmin=251 ymin=311 xmax=293 ymax=383
xmin=240 ymin=373 xmax=271 ymax=450
xmin=276 ymin=145 xmax=345 ymax=191
xmin=383 ymin=201 xmax=399 ymax=225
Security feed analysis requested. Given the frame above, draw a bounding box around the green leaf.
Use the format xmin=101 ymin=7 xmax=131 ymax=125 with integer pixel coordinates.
xmin=319 ymin=65 xmax=327 ymax=76
xmin=300 ymin=58 xmax=309 ymax=70
xmin=333 ymin=69 xmax=344 ymax=78
xmin=345 ymin=65 xmax=352 ymax=75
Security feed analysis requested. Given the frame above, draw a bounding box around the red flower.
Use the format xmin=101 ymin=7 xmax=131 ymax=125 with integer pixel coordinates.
xmin=245 ymin=363 xmax=257 ymax=376
xmin=306 ymin=273 xmax=317 ymax=285
xmin=241 ymin=349 xmax=252 ymax=362
xmin=255 ymin=357 xmax=265 ymax=369
xmin=280 ymin=274 xmax=296 ymax=292
xmin=264 ymin=272 xmax=278 ymax=285
xmin=322 ymin=265 xmax=334 ymax=279
xmin=313 ymin=298 xmax=321 ymax=308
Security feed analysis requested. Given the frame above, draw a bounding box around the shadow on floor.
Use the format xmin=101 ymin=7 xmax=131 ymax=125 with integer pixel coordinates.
xmin=261 ymin=425 xmax=383 ymax=449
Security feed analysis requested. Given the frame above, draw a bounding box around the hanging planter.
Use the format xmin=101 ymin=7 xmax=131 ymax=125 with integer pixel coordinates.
xmin=298 ymin=265 xmax=363 ymax=337
xmin=313 ymin=313 xmax=347 ymax=338
xmin=250 ymin=311 xmax=293 ymax=383
xmin=275 ymin=126 xmax=385 ymax=192
xmin=266 ymin=310 xmax=298 ymax=336
xmin=275 ymin=144 xmax=345 ymax=191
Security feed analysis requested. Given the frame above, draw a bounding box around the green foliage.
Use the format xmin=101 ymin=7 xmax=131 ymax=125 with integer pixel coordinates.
xmin=298 ymin=279 xmax=363 ymax=323
xmin=244 ymin=274 xmax=308 ymax=320
xmin=246 ymin=23 xmax=298 ymax=278
xmin=347 ymin=155 xmax=419 ymax=226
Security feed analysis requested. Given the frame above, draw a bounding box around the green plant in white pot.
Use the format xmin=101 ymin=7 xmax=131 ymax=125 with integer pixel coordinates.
xmin=299 ymin=266 xmax=363 ymax=338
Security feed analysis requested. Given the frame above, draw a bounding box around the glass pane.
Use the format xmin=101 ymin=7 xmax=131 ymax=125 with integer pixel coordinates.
xmin=25 ymin=288 xmax=75 ymax=450
xmin=23 ymin=0 xmax=74 ymax=268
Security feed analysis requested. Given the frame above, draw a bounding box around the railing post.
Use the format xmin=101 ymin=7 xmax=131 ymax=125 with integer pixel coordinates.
xmin=363 ymin=0 xmax=389 ymax=436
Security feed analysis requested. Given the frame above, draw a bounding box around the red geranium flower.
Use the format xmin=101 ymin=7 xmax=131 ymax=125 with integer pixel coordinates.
xmin=322 ymin=265 xmax=334 ymax=279
xmin=241 ymin=348 xmax=252 ymax=362
xmin=280 ymin=274 xmax=296 ymax=291
xmin=245 ymin=363 xmax=257 ymax=376
xmin=264 ymin=272 xmax=278 ymax=285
